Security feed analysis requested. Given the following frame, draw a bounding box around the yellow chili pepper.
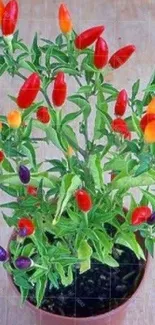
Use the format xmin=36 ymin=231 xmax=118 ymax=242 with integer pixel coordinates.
xmin=7 ymin=110 xmax=22 ymax=128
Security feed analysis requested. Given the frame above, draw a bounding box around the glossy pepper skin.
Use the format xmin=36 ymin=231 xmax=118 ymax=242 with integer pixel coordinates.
xmin=140 ymin=113 xmax=155 ymax=132
xmin=7 ymin=110 xmax=21 ymax=128
xmin=2 ymin=0 xmax=18 ymax=36
xmin=111 ymin=118 xmax=130 ymax=138
xmin=15 ymin=256 xmax=32 ymax=270
xmin=19 ymin=165 xmax=30 ymax=184
xmin=0 ymin=0 xmax=4 ymax=25
xmin=58 ymin=3 xmax=72 ymax=34
xmin=75 ymin=26 xmax=105 ymax=50
xmin=114 ymin=89 xmax=128 ymax=116
xmin=52 ymin=72 xmax=67 ymax=107
xmin=36 ymin=107 xmax=50 ymax=124
xmin=0 ymin=150 xmax=5 ymax=163
xmin=27 ymin=185 xmax=37 ymax=196
xmin=131 ymin=206 xmax=151 ymax=225
xmin=109 ymin=45 xmax=136 ymax=69
xmin=94 ymin=37 xmax=108 ymax=69
xmin=0 ymin=246 xmax=8 ymax=262
xmin=18 ymin=218 xmax=35 ymax=236
xmin=144 ymin=120 xmax=155 ymax=143
xmin=17 ymin=73 xmax=41 ymax=109
xmin=147 ymin=97 xmax=155 ymax=114
xmin=75 ymin=189 xmax=92 ymax=212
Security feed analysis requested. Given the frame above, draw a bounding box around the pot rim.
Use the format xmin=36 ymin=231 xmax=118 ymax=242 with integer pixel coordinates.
xmin=8 ymin=243 xmax=150 ymax=321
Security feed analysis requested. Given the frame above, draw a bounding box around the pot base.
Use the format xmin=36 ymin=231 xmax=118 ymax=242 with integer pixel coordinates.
xmin=28 ymin=245 xmax=145 ymax=318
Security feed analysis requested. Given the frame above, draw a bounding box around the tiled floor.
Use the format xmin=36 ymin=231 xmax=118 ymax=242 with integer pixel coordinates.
xmin=0 ymin=0 xmax=154 ymax=324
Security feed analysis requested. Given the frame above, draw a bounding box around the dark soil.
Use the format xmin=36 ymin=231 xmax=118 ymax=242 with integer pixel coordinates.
xmin=28 ymin=245 xmax=145 ymax=318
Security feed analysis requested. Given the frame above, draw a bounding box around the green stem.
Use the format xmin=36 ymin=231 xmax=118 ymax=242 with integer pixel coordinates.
xmin=34 ymin=263 xmax=48 ymax=270
xmin=84 ymin=212 xmax=88 ymax=227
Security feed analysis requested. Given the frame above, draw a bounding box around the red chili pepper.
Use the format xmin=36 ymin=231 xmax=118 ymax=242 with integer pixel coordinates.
xmin=2 ymin=0 xmax=18 ymax=36
xmin=27 ymin=185 xmax=37 ymax=197
xmin=131 ymin=206 xmax=151 ymax=225
xmin=111 ymin=118 xmax=128 ymax=134
xmin=114 ymin=89 xmax=128 ymax=116
xmin=52 ymin=72 xmax=67 ymax=107
xmin=75 ymin=26 xmax=105 ymax=50
xmin=17 ymin=73 xmax=41 ymax=109
xmin=18 ymin=218 xmax=35 ymax=236
xmin=109 ymin=45 xmax=136 ymax=69
xmin=0 ymin=150 xmax=4 ymax=163
xmin=75 ymin=189 xmax=92 ymax=212
xmin=140 ymin=113 xmax=155 ymax=132
xmin=94 ymin=37 xmax=109 ymax=69
xmin=36 ymin=107 xmax=50 ymax=124
xmin=58 ymin=3 xmax=73 ymax=34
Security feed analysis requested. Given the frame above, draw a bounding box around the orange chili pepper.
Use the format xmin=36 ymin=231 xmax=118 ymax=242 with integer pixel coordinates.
xmin=58 ymin=3 xmax=73 ymax=34
xmin=147 ymin=97 xmax=155 ymax=114
xmin=7 ymin=110 xmax=22 ymax=128
xmin=144 ymin=120 xmax=155 ymax=143
xmin=0 ymin=0 xmax=4 ymax=25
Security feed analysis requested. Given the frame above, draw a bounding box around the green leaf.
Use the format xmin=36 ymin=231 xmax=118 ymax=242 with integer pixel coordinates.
xmin=14 ymin=275 xmax=32 ymax=290
xmin=23 ymin=119 xmax=33 ymax=139
xmin=19 ymin=60 xmax=37 ymax=72
xmin=20 ymin=287 xmax=29 ymax=305
xmin=104 ymin=255 xmax=119 ymax=267
xmin=134 ymin=162 xmax=150 ymax=177
xmin=94 ymin=91 xmax=109 ymax=139
xmin=141 ymin=190 xmax=155 ymax=210
xmin=22 ymin=243 xmax=35 ymax=257
xmin=29 ymin=269 xmax=46 ymax=283
xmin=48 ymin=272 xmax=59 ymax=289
xmin=68 ymin=94 xmax=91 ymax=119
xmin=61 ymin=111 xmax=82 ymax=126
xmin=0 ymin=184 xmax=17 ymax=197
xmin=145 ymin=237 xmax=154 ymax=257
xmin=78 ymin=240 xmax=92 ymax=273
xmin=116 ymin=232 xmax=145 ymax=260
xmin=46 ymin=126 xmax=63 ymax=150
xmin=132 ymin=79 xmax=140 ymax=100
xmin=55 ymin=264 xmax=73 ymax=286
xmin=77 ymin=85 xmax=93 ymax=95
xmin=102 ymin=83 xmax=118 ymax=95
xmin=0 ymin=62 xmax=7 ymax=76
xmin=22 ymin=142 xmax=36 ymax=169
xmin=0 ymin=201 xmax=19 ymax=209
xmin=36 ymin=275 xmax=47 ymax=307
xmin=132 ymin=113 xmax=142 ymax=137
xmin=53 ymin=173 xmax=81 ymax=225
xmin=62 ymin=125 xmax=79 ymax=152
xmin=88 ymin=154 xmax=103 ymax=190
xmin=53 ymin=66 xmax=80 ymax=76
xmin=2 ymin=159 xmax=15 ymax=173
xmin=3 ymin=213 xmax=18 ymax=227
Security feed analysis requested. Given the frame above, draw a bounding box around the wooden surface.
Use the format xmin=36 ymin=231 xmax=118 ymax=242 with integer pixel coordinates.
xmin=0 ymin=0 xmax=155 ymax=324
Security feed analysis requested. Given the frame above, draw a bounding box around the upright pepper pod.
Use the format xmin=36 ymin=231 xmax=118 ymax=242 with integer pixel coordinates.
xmin=94 ymin=37 xmax=109 ymax=69
xmin=18 ymin=165 xmax=30 ymax=184
xmin=58 ymin=3 xmax=73 ymax=34
xmin=140 ymin=113 xmax=155 ymax=132
xmin=0 ymin=246 xmax=8 ymax=262
xmin=75 ymin=189 xmax=92 ymax=212
xmin=52 ymin=72 xmax=67 ymax=107
xmin=36 ymin=107 xmax=50 ymax=124
xmin=2 ymin=0 xmax=18 ymax=36
xmin=75 ymin=26 xmax=105 ymax=50
xmin=18 ymin=218 xmax=35 ymax=236
xmin=109 ymin=45 xmax=136 ymax=69
xmin=7 ymin=110 xmax=21 ymax=128
xmin=17 ymin=73 xmax=41 ymax=109
xmin=0 ymin=0 xmax=4 ymax=25
xmin=0 ymin=150 xmax=5 ymax=163
xmin=27 ymin=185 xmax=38 ymax=196
xmin=144 ymin=120 xmax=155 ymax=143
xmin=132 ymin=206 xmax=151 ymax=225
xmin=114 ymin=89 xmax=128 ymax=116
xmin=15 ymin=256 xmax=32 ymax=270
xmin=147 ymin=97 xmax=155 ymax=114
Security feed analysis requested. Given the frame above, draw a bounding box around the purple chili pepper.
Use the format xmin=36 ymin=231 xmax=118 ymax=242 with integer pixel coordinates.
xmin=18 ymin=227 xmax=28 ymax=238
xmin=0 ymin=246 xmax=8 ymax=262
xmin=147 ymin=212 xmax=155 ymax=225
xmin=15 ymin=256 xmax=32 ymax=269
xmin=18 ymin=165 xmax=30 ymax=184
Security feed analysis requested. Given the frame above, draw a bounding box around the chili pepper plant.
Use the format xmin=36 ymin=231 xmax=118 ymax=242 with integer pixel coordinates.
xmin=0 ymin=0 xmax=155 ymax=312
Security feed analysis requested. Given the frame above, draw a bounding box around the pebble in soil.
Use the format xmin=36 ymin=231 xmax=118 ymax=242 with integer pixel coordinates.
xmin=28 ymin=245 xmax=145 ymax=318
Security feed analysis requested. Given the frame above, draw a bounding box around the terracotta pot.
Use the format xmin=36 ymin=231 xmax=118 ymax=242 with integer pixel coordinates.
xmin=8 ymin=234 xmax=150 ymax=325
